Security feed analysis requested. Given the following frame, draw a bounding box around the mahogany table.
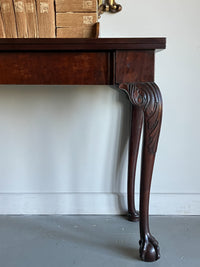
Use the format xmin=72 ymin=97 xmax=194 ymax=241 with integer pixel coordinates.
xmin=0 ymin=38 xmax=166 ymax=262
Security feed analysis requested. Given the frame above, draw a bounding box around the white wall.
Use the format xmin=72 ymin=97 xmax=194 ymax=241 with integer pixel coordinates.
xmin=0 ymin=0 xmax=200 ymax=215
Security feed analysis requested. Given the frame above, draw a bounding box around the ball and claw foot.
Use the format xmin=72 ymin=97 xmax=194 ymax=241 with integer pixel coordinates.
xmin=127 ymin=211 xmax=140 ymax=222
xmin=139 ymin=234 xmax=160 ymax=262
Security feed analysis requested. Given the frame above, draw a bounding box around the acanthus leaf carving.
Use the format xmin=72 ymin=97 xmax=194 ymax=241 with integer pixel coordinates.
xmin=119 ymin=82 xmax=162 ymax=154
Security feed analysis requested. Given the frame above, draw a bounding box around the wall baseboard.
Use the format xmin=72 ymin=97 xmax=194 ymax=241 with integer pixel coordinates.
xmin=0 ymin=193 xmax=199 ymax=215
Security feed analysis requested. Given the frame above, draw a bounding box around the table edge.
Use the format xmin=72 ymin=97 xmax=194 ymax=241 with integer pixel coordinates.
xmin=0 ymin=38 xmax=166 ymax=51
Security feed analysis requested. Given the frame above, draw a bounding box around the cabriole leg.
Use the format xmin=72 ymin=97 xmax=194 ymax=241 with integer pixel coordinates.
xmin=119 ymin=82 xmax=162 ymax=262
xmin=127 ymin=106 xmax=143 ymax=221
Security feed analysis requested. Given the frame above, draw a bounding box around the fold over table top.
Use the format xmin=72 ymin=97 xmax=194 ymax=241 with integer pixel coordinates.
xmin=0 ymin=38 xmax=166 ymax=51
xmin=0 ymin=38 xmax=166 ymax=85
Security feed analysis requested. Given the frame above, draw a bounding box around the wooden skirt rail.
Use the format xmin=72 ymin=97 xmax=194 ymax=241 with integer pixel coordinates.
xmin=0 ymin=38 xmax=166 ymax=262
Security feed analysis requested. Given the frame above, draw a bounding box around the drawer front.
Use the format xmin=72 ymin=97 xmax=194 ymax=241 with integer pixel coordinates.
xmin=115 ymin=50 xmax=155 ymax=83
xmin=0 ymin=52 xmax=110 ymax=85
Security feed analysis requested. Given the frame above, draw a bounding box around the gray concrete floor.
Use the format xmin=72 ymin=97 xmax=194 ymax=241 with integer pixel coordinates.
xmin=0 ymin=215 xmax=199 ymax=267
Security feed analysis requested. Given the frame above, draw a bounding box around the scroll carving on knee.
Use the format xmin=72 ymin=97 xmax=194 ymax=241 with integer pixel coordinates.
xmin=119 ymin=82 xmax=162 ymax=155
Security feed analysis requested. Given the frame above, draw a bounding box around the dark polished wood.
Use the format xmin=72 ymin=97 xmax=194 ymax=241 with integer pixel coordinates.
xmin=0 ymin=52 xmax=110 ymax=85
xmin=116 ymin=50 xmax=155 ymax=83
xmin=127 ymin=106 xmax=143 ymax=222
xmin=0 ymin=38 xmax=166 ymax=262
xmin=119 ymin=82 xmax=163 ymax=262
xmin=0 ymin=38 xmax=166 ymax=51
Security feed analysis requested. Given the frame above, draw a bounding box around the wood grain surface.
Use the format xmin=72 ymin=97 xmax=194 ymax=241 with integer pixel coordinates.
xmin=116 ymin=50 xmax=155 ymax=83
xmin=0 ymin=51 xmax=110 ymax=84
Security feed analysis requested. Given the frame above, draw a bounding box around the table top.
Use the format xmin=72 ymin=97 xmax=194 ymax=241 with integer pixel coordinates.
xmin=0 ymin=38 xmax=166 ymax=51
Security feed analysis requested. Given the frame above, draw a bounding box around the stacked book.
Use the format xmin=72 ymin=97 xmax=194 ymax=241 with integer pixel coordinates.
xmin=56 ymin=0 xmax=98 ymax=38
xmin=0 ymin=0 xmax=98 ymax=38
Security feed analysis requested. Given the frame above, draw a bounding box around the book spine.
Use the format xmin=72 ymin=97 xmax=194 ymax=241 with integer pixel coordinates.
xmin=55 ymin=0 xmax=97 ymax=13
xmin=0 ymin=0 xmax=17 ymax=37
xmin=0 ymin=10 xmax=5 ymax=37
xmin=56 ymin=25 xmax=96 ymax=38
xmin=36 ymin=0 xmax=55 ymax=37
xmin=25 ymin=0 xmax=38 ymax=37
xmin=56 ymin=12 xmax=97 ymax=27
xmin=13 ymin=0 xmax=28 ymax=37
